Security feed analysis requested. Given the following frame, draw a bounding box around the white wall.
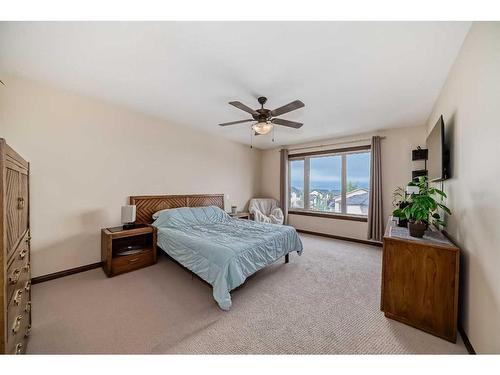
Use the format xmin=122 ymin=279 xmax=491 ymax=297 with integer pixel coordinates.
xmin=260 ymin=125 xmax=427 ymax=240
xmin=425 ymin=22 xmax=500 ymax=353
xmin=0 ymin=76 xmax=262 ymax=277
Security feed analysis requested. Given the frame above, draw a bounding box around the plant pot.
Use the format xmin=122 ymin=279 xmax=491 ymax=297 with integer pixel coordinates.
xmin=397 ymin=202 xmax=409 ymax=228
xmin=398 ymin=218 xmax=408 ymax=228
xmin=408 ymin=221 xmax=426 ymax=238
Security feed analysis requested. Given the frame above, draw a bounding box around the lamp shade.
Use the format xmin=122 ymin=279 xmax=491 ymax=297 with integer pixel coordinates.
xmin=121 ymin=205 xmax=136 ymax=224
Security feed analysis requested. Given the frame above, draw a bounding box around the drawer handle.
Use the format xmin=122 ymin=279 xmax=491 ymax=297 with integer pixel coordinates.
xmin=9 ymin=269 xmax=21 ymax=285
xmin=25 ymin=235 xmax=32 ymax=244
xmin=25 ymin=301 xmax=32 ymax=314
xmin=25 ymin=324 xmax=32 ymax=338
xmin=14 ymin=289 xmax=23 ymax=305
xmin=23 ymin=263 xmax=30 ymax=273
xmin=128 ymin=257 xmax=140 ymax=263
xmin=15 ymin=343 xmax=24 ymax=354
xmin=18 ymin=197 xmax=25 ymax=209
xmin=19 ymin=248 xmax=28 ymax=260
xmin=25 ymin=281 xmax=31 ymax=292
xmin=12 ymin=315 xmax=23 ymax=335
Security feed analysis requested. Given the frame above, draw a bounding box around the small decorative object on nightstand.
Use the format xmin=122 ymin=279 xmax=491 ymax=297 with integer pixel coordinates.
xmin=229 ymin=212 xmax=250 ymax=220
xmin=101 ymin=225 xmax=157 ymax=277
xmin=231 ymin=205 xmax=237 ymax=215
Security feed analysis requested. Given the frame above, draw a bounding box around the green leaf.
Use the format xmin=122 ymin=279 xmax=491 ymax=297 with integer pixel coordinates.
xmin=434 ymin=219 xmax=446 ymax=228
xmin=437 ymin=203 xmax=452 ymax=215
xmin=433 ymin=189 xmax=447 ymax=198
xmin=392 ymin=208 xmax=403 ymax=218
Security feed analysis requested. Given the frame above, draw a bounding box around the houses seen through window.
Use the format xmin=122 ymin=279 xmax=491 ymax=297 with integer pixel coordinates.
xmin=309 ymin=155 xmax=341 ymax=213
xmin=346 ymin=152 xmax=371 ymax=215
xmin=289 ymin=147 xmax=371 ymax=217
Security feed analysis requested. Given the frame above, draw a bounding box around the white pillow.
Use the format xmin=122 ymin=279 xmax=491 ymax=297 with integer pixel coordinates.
xmin=152 ymin=208 xmax=172 ymax=220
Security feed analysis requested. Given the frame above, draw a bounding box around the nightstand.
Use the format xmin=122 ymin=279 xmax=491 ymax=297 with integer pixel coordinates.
xmin=101 ymin=224 xmax=157 ymax=277
xmin=229 ymin=212 xmax=251 ymax=219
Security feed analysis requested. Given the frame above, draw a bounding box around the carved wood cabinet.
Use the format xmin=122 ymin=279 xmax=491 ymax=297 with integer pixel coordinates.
xmin=1 ymin=139 xmax=31 ymax=354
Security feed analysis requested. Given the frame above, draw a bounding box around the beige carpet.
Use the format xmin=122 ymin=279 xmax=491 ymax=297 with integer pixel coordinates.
xmin=27 ymin=234 xmax=467 ymax=354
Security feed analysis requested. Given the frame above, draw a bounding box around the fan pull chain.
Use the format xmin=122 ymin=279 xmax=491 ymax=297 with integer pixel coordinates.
xmin=272 ymin=125 xmax=275 ymax=143
xmin=250 ymin=125 xmax=253 ymax=149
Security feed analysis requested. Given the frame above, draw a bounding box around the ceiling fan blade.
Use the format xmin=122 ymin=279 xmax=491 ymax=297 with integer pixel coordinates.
xmin=229 ymin=101 xmax=259 ymax=116
xmin=270 ymin=100 xmax=304 ymax=117
xmin=272 ymin=118 xmax=303 ymax=129
xmin=219 ymin=119 xmax=254 ymax=126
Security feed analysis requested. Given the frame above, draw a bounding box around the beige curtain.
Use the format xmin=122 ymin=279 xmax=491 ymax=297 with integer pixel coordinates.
xmin=367 ymin=136 xmax=383 ymax=241
xmin=279 ymin=149 xmax=289 ymax=224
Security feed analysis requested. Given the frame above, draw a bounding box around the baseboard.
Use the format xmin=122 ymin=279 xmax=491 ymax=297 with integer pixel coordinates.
xmin=458 ymin=325 xmax=476 ymax=354
xmin=296 ymin=229 xmax=382 ymax=247
xmin=32 ymin=262 xmax=103 ymax=285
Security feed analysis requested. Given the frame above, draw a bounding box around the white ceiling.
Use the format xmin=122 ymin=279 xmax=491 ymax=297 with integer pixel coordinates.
xmin=0 ymin=22 xmax=470 ymax=149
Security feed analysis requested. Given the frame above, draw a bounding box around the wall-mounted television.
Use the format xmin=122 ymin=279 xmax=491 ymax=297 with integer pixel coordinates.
xmin=426 ymin=115 xmax=448 ymax=181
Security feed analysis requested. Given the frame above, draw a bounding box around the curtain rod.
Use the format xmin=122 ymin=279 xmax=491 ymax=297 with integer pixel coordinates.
xmin=285 ymin=136 xmax=386 ymax=152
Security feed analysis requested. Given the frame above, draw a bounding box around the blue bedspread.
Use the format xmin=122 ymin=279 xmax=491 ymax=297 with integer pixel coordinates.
xmin=152 ymin=206 xmax=303 ymax=310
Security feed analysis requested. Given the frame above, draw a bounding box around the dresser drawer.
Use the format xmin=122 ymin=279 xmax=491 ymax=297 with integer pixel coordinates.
xmin=8 ymin=279 xmax=30 ymax=311
xmin=7 ymin=321 xmax=30 ymax=355
xmin=6 ymin=297 xmax=31 ymax=351
xmin=6 ymin=256 xmax=30 ymax=304
xmin=9 ymin=338 xmax=28 ymax=355
xmin=111 ymin=250 xmax=154 ymax=276
xmin=7 ymin=229 xmax=30 ymax=264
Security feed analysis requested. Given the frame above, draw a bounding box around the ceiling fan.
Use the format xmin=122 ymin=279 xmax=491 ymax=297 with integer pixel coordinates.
xmin=219 ymin=96 xmax=304 ymax=135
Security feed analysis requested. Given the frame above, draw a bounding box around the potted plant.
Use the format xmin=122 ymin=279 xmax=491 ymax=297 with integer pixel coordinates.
xmin=401 ymin=176 xmax=451 ymax=238
xmin=392 ymin=186 xmax=410 ymax=228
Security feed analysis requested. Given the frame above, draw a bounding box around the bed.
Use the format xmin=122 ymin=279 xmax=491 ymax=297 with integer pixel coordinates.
xmin=129 ymin=194 xmax=303 ymax=310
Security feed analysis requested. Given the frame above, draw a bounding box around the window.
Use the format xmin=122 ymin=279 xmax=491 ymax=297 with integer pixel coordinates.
xmin=290 ymin=159 xmax=304 ymax=209
xmin=288 ymin=146 xmax=371 ymax=219
xmin=346 ymin=152 xmax=371 ymax=215
xmin=310 ymin=155 xmax=341 ymax=213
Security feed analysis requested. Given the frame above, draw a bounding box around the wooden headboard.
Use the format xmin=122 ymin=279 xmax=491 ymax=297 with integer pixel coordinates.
xmin=129 ymin=194 xmax=225 ymax=224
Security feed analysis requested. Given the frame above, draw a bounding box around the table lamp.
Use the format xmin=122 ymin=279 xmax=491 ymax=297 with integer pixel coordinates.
xmin=121 ymin=205 xmax=136 ymax=230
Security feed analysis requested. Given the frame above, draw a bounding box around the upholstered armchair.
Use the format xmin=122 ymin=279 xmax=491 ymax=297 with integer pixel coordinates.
xmin=248 ymin=198 xmax=284 ymax=225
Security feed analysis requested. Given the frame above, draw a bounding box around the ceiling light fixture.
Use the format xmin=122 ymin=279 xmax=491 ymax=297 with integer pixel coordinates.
xmin=252 ymin=120 xmax=273 ymax=135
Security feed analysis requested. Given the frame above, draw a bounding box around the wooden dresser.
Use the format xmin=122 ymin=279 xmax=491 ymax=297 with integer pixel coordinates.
xmin=381 ymin=219 xmax=459 ymax=342
xmin=0 ymin=139 xmax=31 ymax=354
